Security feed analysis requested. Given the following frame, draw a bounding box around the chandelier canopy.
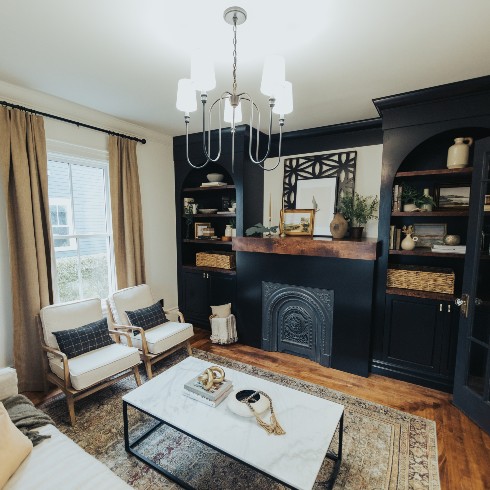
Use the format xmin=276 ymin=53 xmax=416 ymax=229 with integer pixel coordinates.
xmin=176 ymin=6 xmax=293 ymax=172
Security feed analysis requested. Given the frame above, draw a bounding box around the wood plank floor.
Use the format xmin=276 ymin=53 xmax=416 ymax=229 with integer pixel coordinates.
xmin=26 ymin=328 xmax=490 ymax=490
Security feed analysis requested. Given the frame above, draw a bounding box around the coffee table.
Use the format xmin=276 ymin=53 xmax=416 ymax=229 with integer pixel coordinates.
xmin=123 ymin=357 xmax=344 ymax=490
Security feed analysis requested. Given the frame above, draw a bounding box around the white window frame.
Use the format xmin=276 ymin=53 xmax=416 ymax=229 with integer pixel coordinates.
xmin=47 ymin=147 xmax=116 ymax=303
xmin=49 ymin=197 xmax=76 ymax=252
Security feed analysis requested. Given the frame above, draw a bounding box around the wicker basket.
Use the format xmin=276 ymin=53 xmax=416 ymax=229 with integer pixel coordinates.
xmin=387 ymin=265 xmax=455 ymax=294
xmin=196 ymin=252 xmax=236 ymax=270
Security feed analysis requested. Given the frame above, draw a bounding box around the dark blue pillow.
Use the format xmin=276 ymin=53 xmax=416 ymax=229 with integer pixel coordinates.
xmin=53 ymin=318 xmax=114 ymax=359
xmin=126 ymin=301 xmax=168 ymax=335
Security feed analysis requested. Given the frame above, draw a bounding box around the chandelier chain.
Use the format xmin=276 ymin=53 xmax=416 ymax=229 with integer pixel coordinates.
xmin=232 ymin=15 xmax=237 ymax=96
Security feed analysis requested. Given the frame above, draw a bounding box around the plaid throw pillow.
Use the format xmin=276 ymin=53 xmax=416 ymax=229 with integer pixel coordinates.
xmin=53 ymin=318 xmax=114 ymax=359
xmin=126 ymin=301 xmax=168 ymax=335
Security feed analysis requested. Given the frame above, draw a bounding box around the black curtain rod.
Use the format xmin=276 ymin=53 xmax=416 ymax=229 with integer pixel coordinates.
xmin=0 ymin=100 xmax=146 ymax=144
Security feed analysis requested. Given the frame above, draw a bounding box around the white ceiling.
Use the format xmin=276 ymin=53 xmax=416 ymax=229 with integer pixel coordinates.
xmin=1 ymin=0 xmax=489 ymax=137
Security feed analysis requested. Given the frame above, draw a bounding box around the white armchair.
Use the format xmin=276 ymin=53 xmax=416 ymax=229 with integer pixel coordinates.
xmin=108 ymin=284 xmax=193 ymax=379
xmin=38 ymin=297 xmax=141 ymax=425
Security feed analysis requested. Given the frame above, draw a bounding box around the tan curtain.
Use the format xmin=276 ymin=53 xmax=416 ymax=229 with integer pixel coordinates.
xmin=0 ymin=107 xmax=53 ymax=392
xmin=108 ymin=135 xmax=146 ymax=289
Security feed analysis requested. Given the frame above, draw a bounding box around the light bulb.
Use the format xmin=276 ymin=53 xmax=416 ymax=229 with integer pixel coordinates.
xmin=224 ymin=99 xmax=242 ymax=124
xmin=176 ymin=79 xmax=197 ymax=112
xmin=273 ymin=81 xmax=293 ymax=116
xmin=191 ymin=50 xmax=216 ymax=92
xmin=260 ymin=55 xmax=285 ymax=96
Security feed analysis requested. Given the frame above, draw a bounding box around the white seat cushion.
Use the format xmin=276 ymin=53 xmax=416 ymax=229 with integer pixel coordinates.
xmin=49 ymin=344 xmax=140 ymax=391
xmin=132 ymin=322 xmax=193 ymax=355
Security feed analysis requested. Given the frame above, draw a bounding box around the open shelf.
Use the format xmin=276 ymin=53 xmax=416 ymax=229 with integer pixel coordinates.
xmin=183 ymin=185 xmax=236 ymax=192
xmin=392 ymin=210 xmax=469 ymax=217
xmin=182 ymin=265 xmax=236 ymax=276
xmin=184 ymin=213 xmax=236 ymax=218
xmin=386 ymin=287 xmax=456 ymax=302
xmin=389 ymin=248 xmax=466 ymax=258
xmin=394 ymin=167 xmax=473 ymax=178
xmin=183 ymin=239 xmax=233 ymax=246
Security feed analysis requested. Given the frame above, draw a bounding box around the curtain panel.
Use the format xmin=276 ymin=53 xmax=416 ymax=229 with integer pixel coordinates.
xmin=108 ymin=135 xmax=146 ymax=289
xmin=0 ymin=107 xmax=53 ymax=391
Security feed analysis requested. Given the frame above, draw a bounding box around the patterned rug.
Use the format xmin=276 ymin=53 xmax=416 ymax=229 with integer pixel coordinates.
xmin=39 ymin=349 xmax=440 ymax=489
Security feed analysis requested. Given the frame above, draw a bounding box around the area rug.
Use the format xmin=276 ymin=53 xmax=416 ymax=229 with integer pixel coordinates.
xmin=39 ymin=349 xmax=440 ymax=489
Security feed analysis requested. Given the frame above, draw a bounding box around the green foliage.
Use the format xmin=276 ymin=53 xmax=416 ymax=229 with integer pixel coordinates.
xmin=401 ymin=184 xmax=436 ymax=206
xmin=338 ymin=192 xmax=379 ymax=227
xmin=56 ymin=254 xmax=109 ymax=302
xmin=245 ymin=223 xmax=279 ymax=236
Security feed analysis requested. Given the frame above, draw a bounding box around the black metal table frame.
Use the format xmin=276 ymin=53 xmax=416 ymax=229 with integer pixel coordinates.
xmin=123 ymin=400 xmax=343 ymax=490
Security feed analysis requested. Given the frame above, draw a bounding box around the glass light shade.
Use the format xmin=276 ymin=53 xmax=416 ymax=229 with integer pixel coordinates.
xmin=224 ymin=98 xmax=242 ymax=124
xmin=176 ymin=79 xmax=197 ymax=113
xmin=191 ymin=51 xmax=216 ymax=92
xmin=260 ymin=55 xmax=285 ymax=96
xmin=272 ymin=81 xmax=293 ymax=116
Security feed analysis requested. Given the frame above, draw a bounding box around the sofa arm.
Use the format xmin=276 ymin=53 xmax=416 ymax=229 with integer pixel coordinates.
xmin=0 ymin=367 xmax=18 ymax=401
xmin=108 ymin=329 xmax=134 ymax=348
xmin=164 ymin=308 xmax=185 ymax=323
xmin=112 ymin=325 xmax=149 ymax=355
xmin=41 ymin=344 xmax=71 ymax=389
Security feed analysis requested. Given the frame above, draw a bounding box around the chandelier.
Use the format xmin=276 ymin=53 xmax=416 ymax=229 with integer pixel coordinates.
xmin=176 ymin=6 xmax=293 ymax=172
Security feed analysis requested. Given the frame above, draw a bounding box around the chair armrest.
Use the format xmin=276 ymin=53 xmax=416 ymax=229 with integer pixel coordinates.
xmin=164 ymin=309 xmax=185 ymax=323
xmin=111 ymin=325 xmax=149 ymax=355
xmin=41 ymin=344 xmax=71 ymax=389
xmin=108 ymin=329 xmax=134 ymax=347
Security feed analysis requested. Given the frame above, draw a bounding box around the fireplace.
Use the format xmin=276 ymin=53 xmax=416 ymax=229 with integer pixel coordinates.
xmin=262 ymin=281 xmax=333 ymax=367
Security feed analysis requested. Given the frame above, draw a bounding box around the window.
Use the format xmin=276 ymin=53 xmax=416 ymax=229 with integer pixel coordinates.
xmin=47 ymin=153 xmax=116 ymax=303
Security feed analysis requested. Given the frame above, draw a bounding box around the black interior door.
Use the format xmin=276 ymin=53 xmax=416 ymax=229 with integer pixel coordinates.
xmin=453 ymin=137 xmax=490 ymax=434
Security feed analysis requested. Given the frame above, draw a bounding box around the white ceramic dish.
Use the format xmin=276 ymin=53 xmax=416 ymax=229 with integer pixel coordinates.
xmin=207 ymin=173 xmax=224 ymax=182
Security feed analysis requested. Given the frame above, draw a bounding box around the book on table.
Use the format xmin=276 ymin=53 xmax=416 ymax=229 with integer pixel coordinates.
xmin=184 ymin=376 xmax=233 ymax=401
xmin=183 ymin=385 xmax=233 ymax=407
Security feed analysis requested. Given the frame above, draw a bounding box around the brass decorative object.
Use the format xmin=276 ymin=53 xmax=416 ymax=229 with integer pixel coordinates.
xmin=198 ymin=366 xmax=226 ymax=391
xmin=240 ymin=390 xmax=286 ymax=436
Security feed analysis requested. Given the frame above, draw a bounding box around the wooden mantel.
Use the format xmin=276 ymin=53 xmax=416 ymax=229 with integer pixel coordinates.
xmin=232 ymin=236 xmax=380 ymax=261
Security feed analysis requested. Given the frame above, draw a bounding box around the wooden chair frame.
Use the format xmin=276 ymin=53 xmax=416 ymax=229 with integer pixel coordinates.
xmin=109 ymin=307 xmax=192 ymax=380
xmin=36 ymin=316 xmax=142 ymax=426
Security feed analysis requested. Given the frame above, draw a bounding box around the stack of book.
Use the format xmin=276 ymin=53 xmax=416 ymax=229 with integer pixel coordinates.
xmin=389 ymin=225 xmax=403 ymax=250
xmin=183 ymin=376 xmax=233 ymax=407
xmin=431 ymin=244 xmax=466 ymax=254
xmin=200 ymin=181 xmax=227 ymax=187
xmin=392 ymin=185 xmax=403 ymax=212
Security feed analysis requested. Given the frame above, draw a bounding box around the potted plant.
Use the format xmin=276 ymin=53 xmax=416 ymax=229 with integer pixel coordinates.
xmin=338 ymin=192 xmax=379 ymax=239
xmin=418 ymin=189 xmax=436 ymax=212
xmin=401 ymin=184 xmax=419 ymax=211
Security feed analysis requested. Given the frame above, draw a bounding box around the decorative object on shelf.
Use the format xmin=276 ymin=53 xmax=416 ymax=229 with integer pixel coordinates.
xmin=329 ymin=213 xmax=348 ymax=239
xmin=444 ymin=234 xmax=461 ymax=246
xmin=447 ymin=137 xmax=473 ymax=169
xmin=184 ymin=208 xmax=194 ymax=239
xmin=419 ymin=188 xmax=435 ymax=212
xmin=197 ymin=366 xmax=226 ymax=391
xmin=196 ymin=251 xmax=236 ymax=270
xmin=435 ymin=183 xmax=471 ymax=208
xmin=202 ymin=227 xmax=215 ymax=237
xmin=484 ymin=194 xmax=490 ymax=212
xmin=413 ymin=223 xmax=447 ymax=248
xmin=225 ymin=224 xmax=233 ymax=237
xmin=245 ymin=223 xmax=279 ymax=237
xmin=392 ymin=184 xmax=402 ymax=212
xmin=401 ymin=225 xmax=418 ymax=251
xmin=192 ymin=203 xmax=199 ymax=214
xmin=200 ymin=181 xmax=227 ymax=187
xmin=387 ymin=264 xmax=455 ymax=295
xmin=228 ymin=390 xmax=285 ymax=435
xmin=176 ymin=7 xmax=292 ymax=171
xmin=279 ymin=209 xmax=315 ymax=236
xmin=207 ymin=173 xmax=224 ymax=183
xmin=296 ymin=177 xmax=337 ymax=236
xmin=199 ymin=208 xmax=218 ymax=214
xmin=184 ymin=197 xmax=195 ymax=213
xmin=432 ymin=244 xmax=466 ymax=254
xmin=338 ymin=192 xmax=379 ymax=240
xmin=401 ymin=184 xmax=420 ymax=212
xmin=231 ymin=228 xmax=237 ymax=237
xmin=283 ymin=151 xmax=356 ymax=212
xmin=195 ymin=222 xmax=211 ymax=238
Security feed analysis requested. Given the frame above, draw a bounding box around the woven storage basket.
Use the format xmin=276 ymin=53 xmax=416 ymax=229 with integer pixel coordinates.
xmin=196 ymin=252 xmax=236 ymax=270
xmin=387 ymin=265 xmax=455 ymax=294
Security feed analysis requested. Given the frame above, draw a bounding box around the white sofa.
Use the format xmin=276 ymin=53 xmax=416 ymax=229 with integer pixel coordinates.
xmin=0 ymin=367 xmax=131 ymax=489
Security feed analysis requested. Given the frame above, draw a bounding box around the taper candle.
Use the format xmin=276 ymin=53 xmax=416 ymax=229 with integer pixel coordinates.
xmin=269 ymin=193 xmax=272 ymax=221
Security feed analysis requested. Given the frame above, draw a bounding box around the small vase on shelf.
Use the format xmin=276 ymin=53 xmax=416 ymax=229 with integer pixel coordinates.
xmin=447 ymin=137 xmax=473 ymax=169
xmin=401 ymin=225 xmax=418 ymax=250
xmin=329 ymin=213 xmax=348 ymax=239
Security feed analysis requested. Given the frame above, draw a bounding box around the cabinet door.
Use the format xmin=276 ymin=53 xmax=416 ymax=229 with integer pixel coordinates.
xmin=384 ymin=295 xmax=445 ymax=372
xmin=208 ymin=273 xmax=236 ymax=310
xmin=182 ymin=271 xmax=209 ymax=323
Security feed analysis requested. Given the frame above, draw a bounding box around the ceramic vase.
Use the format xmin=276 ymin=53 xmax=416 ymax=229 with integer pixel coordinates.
xmin=403 ymin=203 xmax=418 ymax=212
xmin=329 ymin=213 xmax=348 ymax=239
xmin=225 ymin=225 xmax=233 ymax=237
xmin=401 ymin=233 xmax=418 ymax=251
xmin=447 ymin=137 xmax=473 ymax=169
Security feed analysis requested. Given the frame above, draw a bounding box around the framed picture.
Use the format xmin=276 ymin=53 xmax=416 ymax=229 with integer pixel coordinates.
xmin=194 ymin=222 xmax=211 ymax=238
xmin=280 ymin=209 xmax=315 ymax=236
xmin=296 ymin=177 xmax=337 ymax=236
xmin=413 ymin=223 xmax=447 ymax=248
xmin=435 ymin=183 xmax=471 ymax=208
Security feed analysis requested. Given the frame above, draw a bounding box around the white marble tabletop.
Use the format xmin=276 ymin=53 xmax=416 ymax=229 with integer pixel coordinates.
xmin=123 ymin=356 xmax=344 ymax=490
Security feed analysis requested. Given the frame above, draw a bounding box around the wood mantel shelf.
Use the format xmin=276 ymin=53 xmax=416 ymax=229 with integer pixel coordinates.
xmin=232 ymin=237 xmax=380 ymax=261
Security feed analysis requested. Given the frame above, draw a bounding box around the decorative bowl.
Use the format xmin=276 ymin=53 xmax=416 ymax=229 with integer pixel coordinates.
xmin=444 ymin=234 xmax=461 ymax=246
xmin=199 ymin=208 xmax=218 ymax=214
xmin=227 ymin=389 xmax=270 ymax=417
xmin=228 ymin=207 xmax=236 ymax=212
xmin=207 ymin=173 xmax=224 ymax=183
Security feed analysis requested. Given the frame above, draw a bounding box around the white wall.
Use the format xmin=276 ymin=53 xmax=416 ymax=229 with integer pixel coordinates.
xmin=263 ymin=145 xmax=383 ymax=238
xmin=0 ymin=81 xmax=177 ymax=367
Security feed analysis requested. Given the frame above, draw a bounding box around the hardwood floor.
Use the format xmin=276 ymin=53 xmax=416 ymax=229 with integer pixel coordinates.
xmin=26 ymin=328 xmax=490 ymax=490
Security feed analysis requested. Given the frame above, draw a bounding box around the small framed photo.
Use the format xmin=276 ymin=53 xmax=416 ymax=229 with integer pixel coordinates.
xmin=194 ymin=222 xmax=211 ymax=238
xmin=280 ymin=209 xmax=315 ymax=236
xmin=413 ymin=223 xmax=447 ymax=248
xmin=435 ymin=183 xmax=471 ymax=208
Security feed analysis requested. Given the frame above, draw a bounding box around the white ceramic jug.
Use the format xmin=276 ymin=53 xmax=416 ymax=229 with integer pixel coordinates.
xmin=447 ymin=137 xmax=473 ymax=169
